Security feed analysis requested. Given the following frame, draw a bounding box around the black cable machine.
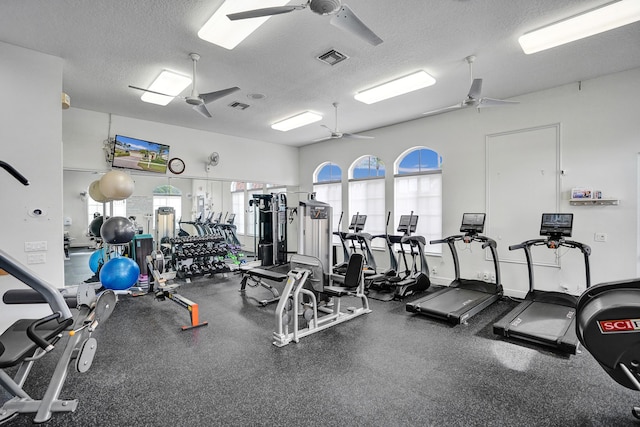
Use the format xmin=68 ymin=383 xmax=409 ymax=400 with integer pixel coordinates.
xmin=406 ymin=213 xmax=502 ymax=325
xmin=250 ymin=193 xmax=288 ymax=267
xmin=493 ymin=213 xmax=591 ymax=354
xmin=576 ymin=278 xmax=640 ymax=419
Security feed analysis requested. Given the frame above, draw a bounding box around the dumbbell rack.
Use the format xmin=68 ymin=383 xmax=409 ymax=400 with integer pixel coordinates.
xmin=169 ymin=235 xmax=232 ymax=280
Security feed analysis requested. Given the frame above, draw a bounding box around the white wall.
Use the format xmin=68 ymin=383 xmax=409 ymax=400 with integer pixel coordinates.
xmin=298 ymin=67 xmax=640 ymax=297
xmin=0 ymin=42 xmax=64 ymax=332
xmin=62 ymin=109 xmax=299 ymax=185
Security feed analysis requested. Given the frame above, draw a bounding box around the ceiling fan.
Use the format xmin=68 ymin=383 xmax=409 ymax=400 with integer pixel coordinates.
xmin=227 ymin=0 xmax=383 ymax=46
xmin=315 ymin=102 xmax=374 ymax=142
xmin=129 ymin=53 xmax=240 ymax=118
xmin=423 ymin=55 xmax=519 ymax=117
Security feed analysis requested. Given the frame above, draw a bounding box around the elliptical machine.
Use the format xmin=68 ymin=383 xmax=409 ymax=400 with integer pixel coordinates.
xmin=369 ymin=213 xmax=430 ymax=301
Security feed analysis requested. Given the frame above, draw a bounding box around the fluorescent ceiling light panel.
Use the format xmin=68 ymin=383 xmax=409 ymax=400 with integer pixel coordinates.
xmin=354 ymin=71 xmax=436 ymax=104
xmin=198 ymin=0 xmax=290 ymax=50
xmin=271 ymin=111 xmax=323 ymax=132
xmin=141 ymin=70 xmax=192 ymax=106
xmin=519 ymin=0 xmax=640 ymax=54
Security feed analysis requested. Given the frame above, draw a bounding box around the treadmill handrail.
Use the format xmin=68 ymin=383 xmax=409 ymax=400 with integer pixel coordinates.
xmin=509 ymin=238 xmax=592 ymax=292
xmin=401 ymin=235 xmax=426 ymax=246
xmin=430 ymin=234 xmax=501 ymax=286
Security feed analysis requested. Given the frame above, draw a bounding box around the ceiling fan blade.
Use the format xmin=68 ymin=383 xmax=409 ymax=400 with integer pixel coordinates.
xmin=477 ymin=97 xmax=520 ymax=108
xmin=193 ymin=103 xmax=212 ymax=118
xmin=342 ymin=132 xmax=374 ymax=139
xmin=329 ymin=5 xmax=383 ymax=46
xmin=313 ymin=136 xmax=333 ymax=142
xmin=422 ymin=103 xmax=465 ymax=117
xmin=227 ymin=5 xmax=306 ymax=20
xmin=199 ymin=86 xmax=240 ymax=104
xmin=468 ymin=78 xmax=483 ymax=99
xmin=128 ymin=85 xmax=177 ymax=98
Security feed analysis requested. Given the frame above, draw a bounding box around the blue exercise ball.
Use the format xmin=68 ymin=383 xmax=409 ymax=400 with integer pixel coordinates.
xmin=99 ymin=257 xmax=140 ymax=290
xmin=100 ymin=216 xmax=136 ymax=245
xmin=88 ymin=248 xmax=106 ymax=273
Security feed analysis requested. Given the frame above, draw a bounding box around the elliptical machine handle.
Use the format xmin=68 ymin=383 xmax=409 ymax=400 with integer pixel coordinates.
xmin=509 ymin=243 xmax=526 ymax=251
xmin=0 ymin=160 xmax=30 ymax=186
xmin=26 ymin=312 xmax=72 ymax=352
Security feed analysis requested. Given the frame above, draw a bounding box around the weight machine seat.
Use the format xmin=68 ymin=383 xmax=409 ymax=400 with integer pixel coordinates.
xmin=324 ymin=254 xmax=364 ymax=297
xmin=0 ymin=318 xmax=65 ymax=368
xmin=243 ymin=268 xmax=287 ymax=282
xmin=3 ymin=289 xmax=78 ymax=308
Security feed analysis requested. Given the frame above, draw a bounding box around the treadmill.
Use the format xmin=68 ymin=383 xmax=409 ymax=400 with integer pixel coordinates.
xmin=492 ymin=213 xmax=591 ymax=354
xmin=406 ymin=213 xmax=502 ymax=325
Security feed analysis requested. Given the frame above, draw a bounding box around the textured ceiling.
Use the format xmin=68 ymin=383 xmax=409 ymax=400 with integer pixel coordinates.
xmin=1 ymin=0 xmax=639 ymax=147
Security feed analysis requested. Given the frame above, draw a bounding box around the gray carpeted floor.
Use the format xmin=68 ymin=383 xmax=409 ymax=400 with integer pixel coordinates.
xmin=2 ymin=257 xmax=640 ymax=426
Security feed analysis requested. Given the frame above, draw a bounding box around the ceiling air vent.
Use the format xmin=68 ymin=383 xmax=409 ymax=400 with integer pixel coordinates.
xmin=228 ymin=101 xmax=250 ymax=110
xmin=317 ymin=49 xmax=349 ymax=66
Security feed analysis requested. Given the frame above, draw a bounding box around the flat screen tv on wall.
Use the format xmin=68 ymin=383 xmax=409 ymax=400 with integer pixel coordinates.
xmin=111 ymin=134 xmax=169 ymax=174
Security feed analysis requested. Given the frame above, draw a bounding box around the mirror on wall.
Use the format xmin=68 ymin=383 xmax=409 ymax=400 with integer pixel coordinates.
xmin=62 ymin=169 xmax=290 ymax=284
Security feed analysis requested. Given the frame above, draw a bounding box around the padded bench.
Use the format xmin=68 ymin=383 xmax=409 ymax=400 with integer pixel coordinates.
xmin=0 ymin=318 xmax=67 ymax=369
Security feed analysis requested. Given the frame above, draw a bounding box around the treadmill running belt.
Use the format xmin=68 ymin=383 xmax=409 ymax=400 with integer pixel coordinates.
xmin=507 ymin=302 xmax=574 ymax=340
xmin=414 ymin=288 xmax=491 ymax=315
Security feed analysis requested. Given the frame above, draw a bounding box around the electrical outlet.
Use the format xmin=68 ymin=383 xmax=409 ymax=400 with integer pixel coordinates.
xmin=594 ymin=233 xmax=607 ymax=242
xmin=491 ymin=273 xmax=496 ymax=283
xmin=24 ymin=241 xmax=48 ymax=252
xmin=431 ymin=267 xmax=437 ymax=275
xmin=27 ymin=253 xmax=46 ymax=264
xmin=482 ymin=272 xmax=490 ymax=281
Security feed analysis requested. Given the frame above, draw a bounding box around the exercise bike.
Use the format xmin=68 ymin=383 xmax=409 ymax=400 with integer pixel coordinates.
xmin=0 ymin=160 xmax=117 ymax=424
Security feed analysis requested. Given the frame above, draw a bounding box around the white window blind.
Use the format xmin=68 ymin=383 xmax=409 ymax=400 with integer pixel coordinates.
xmin=394 ymin=173 xmax=442 ymax=254
xmin=348 ymin=178 xmax=385 ymax=248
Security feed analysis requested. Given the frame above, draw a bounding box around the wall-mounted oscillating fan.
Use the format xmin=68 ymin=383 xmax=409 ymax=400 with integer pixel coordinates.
xmin=205 ymin=152 xmax=219 ymax=172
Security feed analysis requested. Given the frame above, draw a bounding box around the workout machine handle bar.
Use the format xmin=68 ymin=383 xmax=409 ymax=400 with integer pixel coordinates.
xmin=0 ymin=160 xmax=30 ymax=186
xmin=430 ymin=234 xmax=501 ymax=286
xmin=509 ymin=238 xmax=592 ymax=291
xmin=26 ymin=313 xmax=73 ymax=353
xmin=509 ymin=238 xmax=591 ymax=256
xmin=431 ymin=234 xmax=497 ymax=249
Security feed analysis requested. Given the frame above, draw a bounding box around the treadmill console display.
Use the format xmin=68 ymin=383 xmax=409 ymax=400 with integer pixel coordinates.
xmin=348 ymin=215 xmax=367 ymax=231
xmin=540 ymin=213 xmax=573 ymax=237
xmin=397 ymin=215 xmax=418 ymax=234
xmin=460 ymin=213 xmax=486 ymax=234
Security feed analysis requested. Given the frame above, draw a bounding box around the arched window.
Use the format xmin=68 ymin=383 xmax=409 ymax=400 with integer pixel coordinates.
xmin=394 ymin=147 xmax=442 ymax=254
xmin=313 ymin=162 xmax=342 ymax=235
xmin=348 ymin=156 xmax=385 ymax=247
